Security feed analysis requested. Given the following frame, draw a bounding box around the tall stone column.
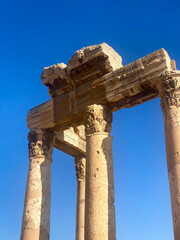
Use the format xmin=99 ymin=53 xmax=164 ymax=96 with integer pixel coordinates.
xmin=84 ymin=104 xmax=116 ymax=240
xmin=75 ymin=156 xmax=86 ymax=240
xmin=20 ymin=129 xmax=54 ymax=240
xmin=160 ymin=71 xmax=180 ymax=240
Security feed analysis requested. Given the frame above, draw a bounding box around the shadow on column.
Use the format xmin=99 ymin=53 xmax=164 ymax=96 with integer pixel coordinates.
xmin=102 ymin=136 xmax=116 ymax=240
xmin=39 ymin=159 xmax=51 ymax=240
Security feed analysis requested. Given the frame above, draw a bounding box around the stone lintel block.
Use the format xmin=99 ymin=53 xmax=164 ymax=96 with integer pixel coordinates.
xmin=67 ymin=42 xmax=122 ymax=86
xmin=40 ymin=43 xmax=122 ymax=98
xmin=55 ymin=125 xmax=86 ymax=157
xmin=106 ymin=48 xmax=172 ymax=104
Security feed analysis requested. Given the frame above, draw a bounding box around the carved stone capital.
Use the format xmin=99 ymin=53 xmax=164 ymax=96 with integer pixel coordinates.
xmin=75 ymin=157 xmax=86 ymax=181
xmin=28 ymin=130 xmax=54 ymax=159
xmin=84 ymin=104 xmax=112 ymax=135
xmin=160 ymin=71 xmax=180 ymax=113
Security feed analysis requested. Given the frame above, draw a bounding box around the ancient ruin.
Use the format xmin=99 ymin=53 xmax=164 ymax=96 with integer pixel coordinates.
xmin=20 ymin=43 xmax=180 ymax=240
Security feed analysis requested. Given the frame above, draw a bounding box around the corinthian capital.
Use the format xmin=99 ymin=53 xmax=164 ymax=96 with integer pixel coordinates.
xmin=28 ymin=130 xmax=54 ymax=159
xmin=84 ymin=104 xmax=112 ymax=135
xmin=160 ymin=71 xmax=180 ymax=112
xmin=75 ymin=157 xmax=86 ymax=181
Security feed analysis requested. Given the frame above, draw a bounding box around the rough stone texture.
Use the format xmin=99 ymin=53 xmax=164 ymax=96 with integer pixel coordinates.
xmin=41 ymin=63 xmax=68 ymax=98
xmin=75 ymin=157 xmax=86 ymax=240
xmin=84 ymin=104 xmax=112 ymax=135
xmin=27 ymin=48 xmax=173 ymax=132
xmin=75 ymin=156 xmax=86 ymax=181
xmin=67 ymin=43 xmax=122 ymax=87
xmin=40 ymin=43 xmax=122 ymax=99
xmin=84 ymin=104 xmax=116 ymax=240
xmin=28 ymin=130 xmax=54 ymax=158
xmin=160 ymin=71 xmax=180 ymax=119
xmin=105 ymin=48 xmax=172 ymax=107
xmin=21 ymin=130 xmax=54 ymax=240
xmin=160 ymin=71 xmax=180 ymax=240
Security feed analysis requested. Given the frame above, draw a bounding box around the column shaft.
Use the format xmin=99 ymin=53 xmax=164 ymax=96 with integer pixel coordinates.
xmin=75 ymin=157 xmax=86 ymax=240
xmin=84 ymin=104 xmax=116 ymax=240
xmin=21 ymin=130 xmax=54 ymax=240
xmin=160 ymin=72 xmax=180 ymax=240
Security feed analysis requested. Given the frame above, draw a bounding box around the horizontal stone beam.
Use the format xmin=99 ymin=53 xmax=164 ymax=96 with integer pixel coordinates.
xmin=105 ymin=48 xmax=173 ymax=109
xmin=54 ymin=125 xmax=86 ymax=157
xmin=27 ymin=47 xmax=174 ymax=131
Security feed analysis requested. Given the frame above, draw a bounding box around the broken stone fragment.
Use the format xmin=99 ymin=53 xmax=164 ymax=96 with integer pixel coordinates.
xmin=67 ymin=42 xmax=123 ymax=86
xmin=40 ymin=43 xmax=122 ymax=98
xmin=40 ymin=63 xmax=69 ymax=97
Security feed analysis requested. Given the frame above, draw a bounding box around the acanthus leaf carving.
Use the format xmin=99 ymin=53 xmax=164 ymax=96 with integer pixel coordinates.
xmin=28 ymin=130 xmax=54 ymax=159
xmin=75 ymin=157 xmax=86 ymax=181
xmin=84 ymin=104 xmax=112 ymax=135
xmin=160 ymin=72 xmax=180 ymax=112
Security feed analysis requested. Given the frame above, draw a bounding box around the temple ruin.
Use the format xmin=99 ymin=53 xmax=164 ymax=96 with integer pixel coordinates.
xmin=20 ymin=43 xmax=180 ymax=240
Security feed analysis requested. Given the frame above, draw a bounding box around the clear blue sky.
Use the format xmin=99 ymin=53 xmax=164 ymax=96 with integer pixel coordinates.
xmin=0 ymin=0 xmax=180 ymax=239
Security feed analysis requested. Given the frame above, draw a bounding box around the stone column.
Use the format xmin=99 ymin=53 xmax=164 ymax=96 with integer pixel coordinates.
xmin=160 ymin=71 xmax=180 ymax=240
xmin=20 ymin=129 xmax=54 ymax=240
xmin=84 ymin=104 xmax=116 ymax=240
xmin=75 ymin=156 xmax=86 ymax=240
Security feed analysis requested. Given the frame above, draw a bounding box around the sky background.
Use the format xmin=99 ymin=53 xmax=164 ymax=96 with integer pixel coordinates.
xmin=0 ymin=0 xmax=180 ymax=239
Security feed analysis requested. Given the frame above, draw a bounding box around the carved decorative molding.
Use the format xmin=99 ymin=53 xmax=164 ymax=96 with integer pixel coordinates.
xmin=160 ymin=71 xmax=180 ymax=112
xmin=84 ymin=104 xmax=112 ymax=135
xmin=28 ymin=130 xmax=54 ymax=158
xmin=75 ymin=157 xmax=86 ymax=181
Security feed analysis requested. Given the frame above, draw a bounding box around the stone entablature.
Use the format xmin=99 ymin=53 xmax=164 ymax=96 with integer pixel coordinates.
xmin=27 ymin=45 xmax=174 ymax=132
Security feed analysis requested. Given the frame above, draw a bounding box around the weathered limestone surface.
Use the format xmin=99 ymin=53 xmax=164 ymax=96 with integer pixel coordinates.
xmin=67 ymin=43 xmax=122 ymax=86
xmin=55 ymin=125 xmax=86 ymax=157
xmin=41 ymin=63 xmax=68 ymax=98
xmin=160 ymin=71 xmax=180 ymax=240
xmin=75 ymin=157 xmax=86 ymax=240
xmin=21 ymin=130 xmax=54 ymax=240
xmin=84 ymin=104 xmax=116 ymax=240
xmin=106 ymin=48 xmax=172 ymax=107
xmin=27 ymin=47 xmax=173 ymax=132
xmin=41 ymin=43 xmax=122 ymax=98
